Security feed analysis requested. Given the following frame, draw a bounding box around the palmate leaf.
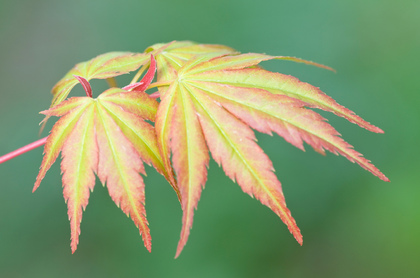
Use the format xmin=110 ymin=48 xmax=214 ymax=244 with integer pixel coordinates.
xmin=5 ymin=41 xmax=387 ymax=257
xmin=39 ymin=52 xmax=150 ymax=133
xmin=133 ymin=42 xmax=237 ymax=191
xmin=124 ymin=41 xmax=236 ymax=91
xmin=0 ymin=40 xmax=389 ymax=259
xmin=154 ymin=52 xmax=389 ymax=257
xmin=50 ymin=52 xmax=149 ymax=108
xmin=145 ymin=41 xmax=237 ymax=87
xmin=34 ymin=86 xmax=165 ymax=253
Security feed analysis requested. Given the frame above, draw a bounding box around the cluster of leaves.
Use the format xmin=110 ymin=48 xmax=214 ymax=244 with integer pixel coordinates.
xmin=34 ymin=41 xmax=388 ymax=258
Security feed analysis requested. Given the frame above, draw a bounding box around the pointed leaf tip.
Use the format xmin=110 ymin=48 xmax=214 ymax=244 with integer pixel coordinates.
xmin=122 ymin=81 xmax=144 ymax=91
xmin=144 ymin=54 xmax=157 ymax=86
xmin=123 ymin=54 xmax=157 ymax=92
xmin=274 ymin=56 xmax=336 ymax=72
xmin=74 ymin=75 xmax=92 ymax=97
xmin=297 ymin=236 xmax=303 ymax=246
xmin=145 ymin=240 xmax=152 ymax=253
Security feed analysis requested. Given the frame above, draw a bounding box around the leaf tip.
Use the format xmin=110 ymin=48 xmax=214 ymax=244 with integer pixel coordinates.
xmin=174 ymin=222 xmax=192 ymax=259
xmin=296 ymin=234 xmax=303 ymax=246
xmin=174 ymin=233 xmax=188 ymax=259
xmin=145 ymin=240 xmax=152 ymax=253
xmin=372 ymin=126 xmax=385 ymax=134
xmin=73 ymin=75 xmax=92 ymax=97
xmin=380 ymin=174 xmax=390 ymax=182
xmin=174 ymin=247 xmax=183 ymax=259
xmin=33 ymin=168 xmax=47 ymax=193
xmin=32 ymin=182 xmax=39 ymax=193
xmin=288 ymin=223 xmax=303 ymax=246
xmin=71 ymin=243 xmax=78 ymax=254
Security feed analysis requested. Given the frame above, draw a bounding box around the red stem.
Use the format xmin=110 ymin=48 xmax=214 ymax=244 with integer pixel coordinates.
xmin=0 ymin=137 xmax=47 ymax=164
xmin=122 ymin=54 xmax=157 ymax=92
xmin=149 ymin=92 xmax=160 ymax=98
xmin=74 ymin=75 xmax=93 ymax=97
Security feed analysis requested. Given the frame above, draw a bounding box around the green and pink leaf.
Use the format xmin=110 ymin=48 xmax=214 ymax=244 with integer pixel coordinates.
xmin=12 ymin=41 xmax=388 ymax=258
xmin=51 ymin=52 xmax=148 ymax=107
xmin=190 ymin=86 xmax=302 ymax=244
xmin=34 ymin=83 xmax=171 ymax=252
xmin=154 ymin=51 xmax=388 ymax=257
xmin=186 ymin=81 xmax=389 ymax=181
xmin=164 ymin=85 xmax=210 ymax=258
xmin=61 ymin=103 xmax=97 ymax=253
xmin=95 ymin=101 xmax=151 ymax=252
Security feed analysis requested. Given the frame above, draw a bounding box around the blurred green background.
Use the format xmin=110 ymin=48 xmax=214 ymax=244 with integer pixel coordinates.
xmin=0 ymin=0 xmax=418 ymax=277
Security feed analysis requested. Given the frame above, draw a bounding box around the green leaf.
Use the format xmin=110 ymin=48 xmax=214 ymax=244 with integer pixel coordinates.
xmin=24 ymin=41 xmax=388 ymax=258
xmin=190 ymin=54 xmax=382 ymax=133
xmin=35 ymin=87 xmax=169 ymax=253
xmin=155 ymin=52 xmax=388 ymax=257
xmin=145 ymin=41 xmax=237 ymax=90
xmin=61 ymin=102 xmax=97 ymax=253
xmin=51 ymin=52 xmax=148 ymax=108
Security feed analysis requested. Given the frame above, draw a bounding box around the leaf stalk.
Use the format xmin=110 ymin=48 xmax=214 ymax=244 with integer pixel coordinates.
xmin=130 ymin=62 xmax=150 ymax=85
xmin=106 ymin=77 xmax=118 ymax=88
xmin=147 ymin=81 xmax=172 ymax=90
xmin=0 ymin=137 xmax=47 ymax=164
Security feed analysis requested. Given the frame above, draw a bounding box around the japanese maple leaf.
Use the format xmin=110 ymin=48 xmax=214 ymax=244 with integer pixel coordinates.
xmin=39 ymin=52 xmax=150 ymax=133
xmin=34 ymin=74 xmax=166 ymax=253
xmin=51 ymin=52 xmax=149 ymax=107
xmin=125 ymin=41 xmax=236 ymax=97
xmin=0 ymin=41 xmax=390 ymax=259
xmin=145 ymin=41 xmax=236 ymax=83
xmin=154 ymin=53 xmax=389 ymax=257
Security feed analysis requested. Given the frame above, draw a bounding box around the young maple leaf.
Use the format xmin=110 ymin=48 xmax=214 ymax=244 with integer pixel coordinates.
xmin=34 ymin=74 xmax=165 ymax=253
xmin=0 ymin=41 xmax=389 ymax=259
xmin=153 ymin=53 xmax=389 ymax=257
xmin=145 ymin=41 xmax=237 ymax=82
xmin=39 ymin=52 xmax=150 ymax=134
xmin=123 ymin=41 xmax=235 ymax=91
xmin=119 ymin=41 xmax=238 ymax=185
xmin=51 ymin=52 xmax=149 ymax=107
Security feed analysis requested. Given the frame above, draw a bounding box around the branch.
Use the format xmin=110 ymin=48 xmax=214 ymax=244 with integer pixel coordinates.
xmin=0 ymin=137 xmax=47 ymax=164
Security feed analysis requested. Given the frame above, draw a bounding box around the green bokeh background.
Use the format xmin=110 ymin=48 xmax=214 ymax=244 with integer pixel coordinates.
xmin=0 ymin=0 xmax=418 ymax=277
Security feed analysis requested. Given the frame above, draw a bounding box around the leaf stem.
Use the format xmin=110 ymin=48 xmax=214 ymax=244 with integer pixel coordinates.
xmin=149 ymin=92 xmax=160 ymax=99
xmin=0 ymin=137 xmax=47 ymax=164
xmin=130 ymin=62 xmax=150 ymax=85
xmin=106 ymin=77 xmax=118 ymax=88
xmin=73 ymin=75 xmax=92 ymax=97
xmin=147 ymin=81 xmax=172 ymax=90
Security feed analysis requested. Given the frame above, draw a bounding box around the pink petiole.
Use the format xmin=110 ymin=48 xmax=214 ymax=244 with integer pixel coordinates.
xmin=0 ymin=137 xmax=47 ymax=164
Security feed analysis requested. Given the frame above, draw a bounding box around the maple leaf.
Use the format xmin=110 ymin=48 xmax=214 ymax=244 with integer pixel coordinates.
xmin=34 ymin=75 xmax=166 ymax=253
xmin=39 ymin=52 xmax=150 ymax=134
xmin=51 ymin=52 xmax=149 ymax=107
xmin=153 ymin=52 xmax=389 ymax=257
xmin=145 ymin=41 xmax=236 ymax=82
xmin=123 ymin=41 xmax=235 ymax=89
xmin=0 ymin=41 xmax=389 ymax=258
xmin=112 ymin=42 xmax=238 ymax=187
